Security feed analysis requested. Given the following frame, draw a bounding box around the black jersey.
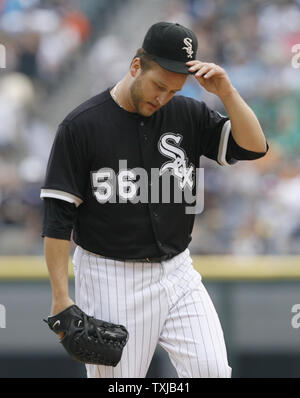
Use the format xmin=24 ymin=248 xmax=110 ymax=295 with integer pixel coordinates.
xmin=41 ymin=87 xmax=268 ymax=260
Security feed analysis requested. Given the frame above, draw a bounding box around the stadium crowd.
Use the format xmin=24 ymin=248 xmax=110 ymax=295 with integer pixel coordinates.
xmin=0 ymin=0 xmax=299 ymax=255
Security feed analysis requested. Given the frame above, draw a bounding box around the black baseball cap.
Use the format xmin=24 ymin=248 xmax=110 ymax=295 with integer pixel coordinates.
xmin=142 ymin=22 xmax=198 ymax=74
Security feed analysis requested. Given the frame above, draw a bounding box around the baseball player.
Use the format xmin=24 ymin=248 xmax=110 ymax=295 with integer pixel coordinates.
xmin=41 ymin=22 xmax=268 ymax=378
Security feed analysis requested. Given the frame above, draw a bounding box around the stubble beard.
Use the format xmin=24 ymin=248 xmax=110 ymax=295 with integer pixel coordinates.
xmin=130 ymin=76 xmax=144 ymax=115
xmin=130 ymin=75 xmax=156 ymax=117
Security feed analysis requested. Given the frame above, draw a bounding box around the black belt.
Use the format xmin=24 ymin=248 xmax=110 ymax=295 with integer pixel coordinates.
xmin=98 ymin=253 xmax=174 ymax=263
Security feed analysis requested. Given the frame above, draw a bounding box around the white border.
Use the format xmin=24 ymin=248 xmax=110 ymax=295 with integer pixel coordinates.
xmin=217 ymin=120 xmax=232 ymax=166
xmin=40 ymin=189 xmax=83 ymax=207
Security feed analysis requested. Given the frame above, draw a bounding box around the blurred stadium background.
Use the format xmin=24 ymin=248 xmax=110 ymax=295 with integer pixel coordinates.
xmin=0 ymin=0 xmax=300 ymax=378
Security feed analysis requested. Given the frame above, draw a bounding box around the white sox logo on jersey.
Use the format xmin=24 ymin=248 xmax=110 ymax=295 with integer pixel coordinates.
xmin=158 ymin=133 xmax=194 ymax=190
xmin=182 ymin=38 xmax=193 ymax=59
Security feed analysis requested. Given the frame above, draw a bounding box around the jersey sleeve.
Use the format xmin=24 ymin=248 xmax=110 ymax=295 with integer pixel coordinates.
xmin=40 ymin=122 xmax=89 ymax=207
xmin=199 ymin=101 xmax=268 ymax=165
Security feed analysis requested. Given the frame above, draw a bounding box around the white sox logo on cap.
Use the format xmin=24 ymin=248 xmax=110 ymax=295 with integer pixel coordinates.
xmin=182 ymin=38 xmax=193 ymax=59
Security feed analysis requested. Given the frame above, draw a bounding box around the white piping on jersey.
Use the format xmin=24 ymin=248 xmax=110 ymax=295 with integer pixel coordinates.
xmin=217 ymin=120 xmax=231 ymax=166
xmin=40 ymin=188 xmax=83 ymax=207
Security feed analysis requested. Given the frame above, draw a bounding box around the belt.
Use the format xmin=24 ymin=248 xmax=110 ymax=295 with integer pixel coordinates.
xmin=98 ymin=253 xmax=174 ymax=263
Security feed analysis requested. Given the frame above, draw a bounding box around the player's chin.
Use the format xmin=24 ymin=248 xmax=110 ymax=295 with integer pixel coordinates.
xmin=141 ymin=102 xmax=159 ymax=116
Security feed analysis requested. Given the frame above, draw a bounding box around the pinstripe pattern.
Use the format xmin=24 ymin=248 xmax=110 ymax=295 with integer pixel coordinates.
xmin=146 ymin=263 xmax=154 ymax=371
xmin=138 ymin=263 xmax=145 ymax=377
xmin=133 ymin=262 xmax=137 ymax=376
xmin=72 ymin=246 xmax=231 ymax=378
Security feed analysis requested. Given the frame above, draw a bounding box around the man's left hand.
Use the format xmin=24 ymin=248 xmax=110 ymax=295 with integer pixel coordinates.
xmin=187 ymin=60 xmax=234 ymax=98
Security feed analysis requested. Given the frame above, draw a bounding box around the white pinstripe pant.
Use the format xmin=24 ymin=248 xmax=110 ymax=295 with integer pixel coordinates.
xmin=73 ymin=246 xmax=232 ymax=378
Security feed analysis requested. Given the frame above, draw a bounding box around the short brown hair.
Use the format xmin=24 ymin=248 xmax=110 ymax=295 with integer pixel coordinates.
xmin=131 ymin=48 xmax=158 ymax=72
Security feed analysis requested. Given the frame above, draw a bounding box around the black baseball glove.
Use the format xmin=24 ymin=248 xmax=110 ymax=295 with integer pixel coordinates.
xmin=43 ymin=305 xmax=129 ymax=366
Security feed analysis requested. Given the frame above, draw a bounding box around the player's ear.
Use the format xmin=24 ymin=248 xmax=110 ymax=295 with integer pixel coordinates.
xmin=130 ymin=57 xmax=141 ymax=77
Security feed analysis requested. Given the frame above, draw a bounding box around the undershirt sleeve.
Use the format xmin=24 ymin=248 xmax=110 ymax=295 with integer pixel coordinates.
xmin=225 ymin=133 xmax=269 ymax=165
xmin=42 ymin=198 xmax=77 ymax=240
